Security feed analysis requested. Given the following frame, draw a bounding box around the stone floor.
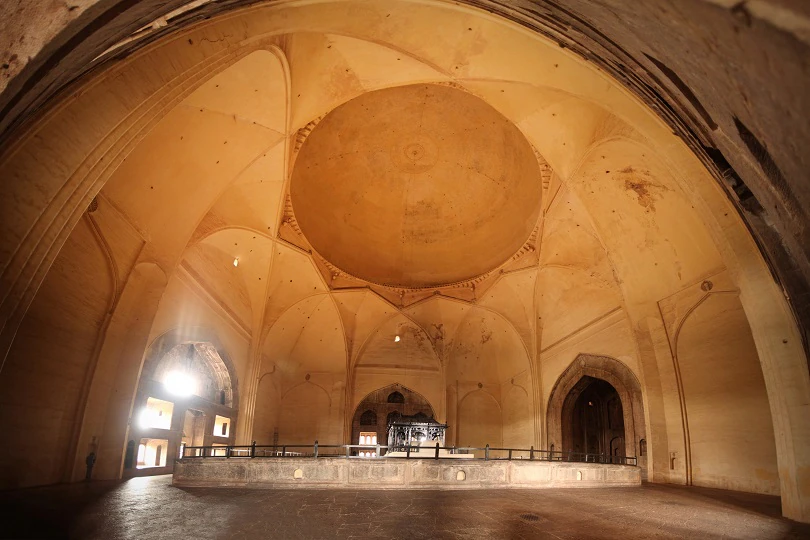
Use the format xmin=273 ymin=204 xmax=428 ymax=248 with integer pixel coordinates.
xmin=1 ymin=475 xmax=809 ymax=539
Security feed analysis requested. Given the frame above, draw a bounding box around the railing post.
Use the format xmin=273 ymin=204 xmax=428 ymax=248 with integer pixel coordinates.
xmin=251 ymin=440 xmax=256 ymax=458
xmin=314 ymin=440 xmax=319 ymax=459
xmin=406 ymin=445 xmax=411 ymax=458
xmin=485 ymin=444 xmax=489 ymax=461
xmin=508 ymin=449 xmax=512 ymax=460
xmin=376 ymin=442 xmax=380 ymax=458
xmin=435 ymin=442 xmax=440 ymax=460
xmin=226 ymin=446 xmax=231 ymax=458
xmin=346 ymin=445 xmax=350 ymax=458
xmin=282 ymin=445 xmax=286 ymax=457
xmin=530 ymin=445 xmax=534 ymax=460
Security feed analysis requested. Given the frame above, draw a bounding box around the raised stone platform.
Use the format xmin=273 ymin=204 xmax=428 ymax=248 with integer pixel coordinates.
xmin=172 ymin=457 xmax=640 ymax=489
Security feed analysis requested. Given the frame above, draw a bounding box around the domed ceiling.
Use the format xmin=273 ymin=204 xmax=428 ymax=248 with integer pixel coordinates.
xmin=290 ymin=84 xmax=543 ymax=288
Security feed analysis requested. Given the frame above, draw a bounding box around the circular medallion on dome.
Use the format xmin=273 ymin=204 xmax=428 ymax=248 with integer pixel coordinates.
xmin=290 ymin=84 xmax=543 ymax=288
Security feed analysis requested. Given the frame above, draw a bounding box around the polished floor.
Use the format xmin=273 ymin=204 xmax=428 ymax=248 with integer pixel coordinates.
xmin=1 ymin=475 xmax=808 ymax=539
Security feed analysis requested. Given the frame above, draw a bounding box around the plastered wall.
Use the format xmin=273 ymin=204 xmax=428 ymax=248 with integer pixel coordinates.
xmin=0 ymin=0 xmax=806 ymax=522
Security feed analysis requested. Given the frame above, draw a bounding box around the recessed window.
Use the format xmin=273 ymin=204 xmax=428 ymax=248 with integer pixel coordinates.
xmin=139 ymin=397 xmax=174 ymax=430
xmin=214 ymin=415 xmax=230 ymax=438
xmin=359 ymin=431 xmax=377 ymax=446
xmin=136 ymin=438 xmax=169 ymax=468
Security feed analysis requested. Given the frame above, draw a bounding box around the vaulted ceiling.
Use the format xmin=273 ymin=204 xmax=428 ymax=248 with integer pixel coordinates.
xmin=81 ymin=13 xmax=721 ymax=399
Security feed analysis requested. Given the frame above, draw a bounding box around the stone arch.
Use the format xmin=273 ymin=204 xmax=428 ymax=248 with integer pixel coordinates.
xmin=457 ymin=389 xmax=503 ymax=453
xmin=350 ymin=383 xmax=436 ymax=450
xmin=359 ymin=410 xmax=377 ymax=425
xmin=278 ymin=381 xmax=332 ymax=444
xmin=140 ymin=327 xmax=239 ymax=407
xmin=546 ymin=354 xmax=645 ymax=462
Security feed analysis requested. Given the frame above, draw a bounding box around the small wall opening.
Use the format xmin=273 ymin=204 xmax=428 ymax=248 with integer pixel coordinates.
xmin=137 ymin=438 xmax=169 ymax=468
xmin=213 ymin=415 xmax=230 ymax=438
xmin=139 ymin=397 xmax=174 ymax=430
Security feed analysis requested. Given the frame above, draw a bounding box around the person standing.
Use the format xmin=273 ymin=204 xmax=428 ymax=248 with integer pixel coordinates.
xmin=85 ymin=451 xmax=96 ymax=481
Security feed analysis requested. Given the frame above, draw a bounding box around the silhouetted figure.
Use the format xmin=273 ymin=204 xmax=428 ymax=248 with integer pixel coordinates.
xmin=85 ymin=452 xmax=96 ymax=481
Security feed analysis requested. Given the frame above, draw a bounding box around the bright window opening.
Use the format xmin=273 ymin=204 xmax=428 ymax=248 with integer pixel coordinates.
xmin=213 ymin=415 xmax=230 ymax=438
xmin=359 ymin=431 xmax=377 ymax=446
xmin=139 ymin=397 xmax=174 ymax=430
xmin=136 ymin=438 xmax=169 ymax=468
xmin=163 ymin=370 xmax=196 ymax=397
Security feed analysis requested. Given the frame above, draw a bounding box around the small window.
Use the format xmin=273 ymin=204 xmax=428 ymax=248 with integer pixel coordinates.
xmin=387 ymin=391 xmax=404 ymax=404
xmin=359 ymin=432 xmax=377 ymax=446
xmin=359 ymin=410 xmax=377 ymax=425
xmin=214 ymin=415 xmax=231 ymax=438
xmin=138 ymin=397 xmax=174 ymax=430
xmin=639 ymin=439 xmax=647 ymax=457
xmin=136 ymin=438 xmax=168 ymax=468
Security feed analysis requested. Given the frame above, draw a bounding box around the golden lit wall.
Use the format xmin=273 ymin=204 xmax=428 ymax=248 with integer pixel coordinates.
xmin=0 ymin=0 xmax=807 ymax=522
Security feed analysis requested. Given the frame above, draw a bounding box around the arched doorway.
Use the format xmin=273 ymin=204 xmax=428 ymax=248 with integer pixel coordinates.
xmin=547 ymin=355 xmax=646 ymax=475
xmin=127 ymin=328 xmax=240 ymax=476
xmin=562 ymin=377 xmax=625 ymax=462
xmin=350 ymin=384 xmax=435 ymax=455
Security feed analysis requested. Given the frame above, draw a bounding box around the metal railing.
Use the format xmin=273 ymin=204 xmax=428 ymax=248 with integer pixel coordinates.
xmin=180 ymin=442 xmax=637 ymax=466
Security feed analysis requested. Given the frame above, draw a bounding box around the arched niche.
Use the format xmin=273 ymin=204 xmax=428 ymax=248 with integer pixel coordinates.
xmin=502 ymin=384 xmax=533 ymax=449
xmin=278 ymin=381 xmax=332 ymax=445
xmin=457 ymin=389 xmax=502 ymax=455
xmin=547 ymin=354 xmax=645 ymax=463
xmin=349 ymin=383 xmax=436 ymax=452
xmin=141 ymin=327 xmax=239 ymax=407
xmin=561 ymin=377 xmax=625 ymax=458
xmin=252 ymin=373 xmax=281 ymax=445
xmin=675 ymin=291 xmax=778 ymax=494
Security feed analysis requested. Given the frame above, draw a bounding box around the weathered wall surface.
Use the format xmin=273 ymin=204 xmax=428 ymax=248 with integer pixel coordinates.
xmin=172 ymin=456 xmax=641 ymax=489
xmin=1 ymin=0 xmax=808 ymax=348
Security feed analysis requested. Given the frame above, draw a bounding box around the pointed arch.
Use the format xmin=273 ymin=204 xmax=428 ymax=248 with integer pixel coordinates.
xmin=546 ymin=354 xmax=645 ymax=464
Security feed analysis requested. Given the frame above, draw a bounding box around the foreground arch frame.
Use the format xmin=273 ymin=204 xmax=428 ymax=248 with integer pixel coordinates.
xmin=0 ymin=0 xmax=807 ymax=523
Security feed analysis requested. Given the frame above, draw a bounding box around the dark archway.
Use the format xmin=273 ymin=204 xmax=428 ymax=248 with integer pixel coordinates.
xmin=562 ymin=377 xmax=625 ymax=461
xmin=123 ymin=440 xmax=135 ymax=470
xmin=547 ymin=354 xmax=646 ymax=474
xmin=350 ymin=384 xmax=435 ymax=455
xmin=359 ymin=410 xmax=377 ymax=425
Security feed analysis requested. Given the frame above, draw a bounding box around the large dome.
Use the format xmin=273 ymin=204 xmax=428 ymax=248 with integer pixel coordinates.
xmin=290 ymin=84 xmax=543 ymax=288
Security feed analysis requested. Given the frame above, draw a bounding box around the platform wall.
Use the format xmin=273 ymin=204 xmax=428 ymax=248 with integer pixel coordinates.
xmin=172 ymin=458 xmax=640 ymax=489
